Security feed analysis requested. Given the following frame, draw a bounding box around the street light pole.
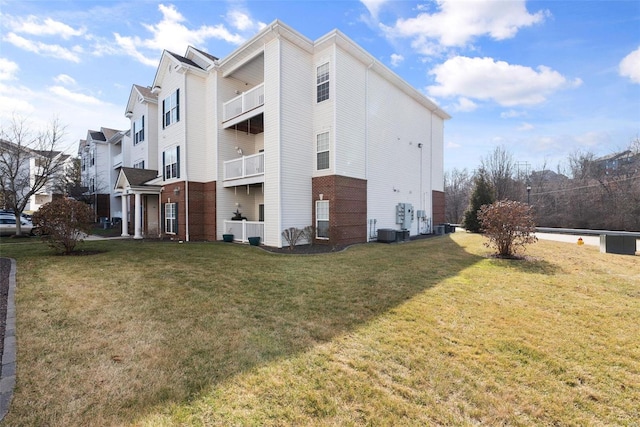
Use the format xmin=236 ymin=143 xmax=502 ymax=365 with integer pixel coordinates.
xmin=526 ymin=184 xmax=531 ymax=205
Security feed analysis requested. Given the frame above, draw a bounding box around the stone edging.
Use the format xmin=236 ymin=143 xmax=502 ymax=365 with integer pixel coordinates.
xmin=0 ymin=258 xmax=16 ymax=421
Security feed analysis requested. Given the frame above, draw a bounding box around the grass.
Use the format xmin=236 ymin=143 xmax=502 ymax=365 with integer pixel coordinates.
xmin=0 ymin=233 xmax=638 ymax=426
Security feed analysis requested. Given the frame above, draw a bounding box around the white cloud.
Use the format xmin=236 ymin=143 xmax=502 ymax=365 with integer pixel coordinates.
xmin=446 ymin=140 xmax=462 ymax=149
xmin=3 ymin=32 xmax=82 ymax=63
xmin=450 ymin=97 xmax=478 ymax=112
xmin=619 ymin=46 xmax=640 ymax=84
xmin=382 ymin=0 xmax=548 ymax=53
xmin=48 ymin=86 xmax=101 ymax=106
xmin=54 ymin=74 xmax=77 ymax=86
xmin=390 ymin=53 xmax=404 ymax=67
xmin=361 ymin=0 xmax=389 ymax=20
xmin=7 ymin=15 xmax=85 ymax=39
xmin=517 ymin=122 xmax=534 ymax=131
xmin=428 ymin=56 xmax=582 ymax=107
xmin=226 ymin=9 xmax=266 ymax=32
xmin=500 ymin=109 xmax=527 ymax=119
xmin=0 ymin=58 xmax=19 ymax=81
xmin=114 ymin=3 xmax=249 ymax=66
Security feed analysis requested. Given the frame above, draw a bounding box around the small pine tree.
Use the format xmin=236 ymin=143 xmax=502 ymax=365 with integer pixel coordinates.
xmin=462 ymin=170 xmax=495 ymax=232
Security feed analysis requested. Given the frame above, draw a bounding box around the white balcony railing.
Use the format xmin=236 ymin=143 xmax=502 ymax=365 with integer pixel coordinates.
xmin=224 ymin=152 xmax=264 ymax=181
xmin=223 ymin=220 xmax=264 ymax=243
xmin=223 ymin=83 xmax=264 ymax=122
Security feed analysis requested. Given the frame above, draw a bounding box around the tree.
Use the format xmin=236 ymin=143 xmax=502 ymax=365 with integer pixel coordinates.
xmin=0 ymin=115 xmax=68 ymax=235
xmin=31 ymin=198 xmax=93 ymax=254
xmin=462 ymin=170 xmax=494 ymax=232
xmin=481 ymin=146 xmax=517 ymax=201
xmin=478 ymin=200 xmax=537 ymax=258
xmin=444 ymin=168 xmax=472 ymax=224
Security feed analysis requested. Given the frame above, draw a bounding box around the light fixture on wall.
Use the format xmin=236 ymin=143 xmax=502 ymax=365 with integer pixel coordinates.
xmin=125 ymin=111 xmax=133 ymax=118
xmin=418 ymin=143 xmax=423 ymax=148
xmin=151 ymin=85 xmax=162 ymax=93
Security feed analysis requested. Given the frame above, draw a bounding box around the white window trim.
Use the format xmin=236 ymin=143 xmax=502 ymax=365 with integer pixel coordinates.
xmin=316 ymin=130 xmax=331 ymax=172
xmin=316 ymin=200 xmax=329 ymax=240
xmin=316 ymin=62 xmax=330 ymax=103
xmin=165 ymin=202 xmax=177 ymax=235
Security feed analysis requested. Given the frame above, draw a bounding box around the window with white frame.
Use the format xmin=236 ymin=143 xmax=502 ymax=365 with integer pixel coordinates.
xmin=316 ymin=131 xmax=330 ymax=170
xmin=163 ymin=146 xmax=179 ymax=180
xmin=316 ymin=63 xmax=329 ymax=103
xmin=133 ymin=116 xmax=144 ymax=145
xmin=165 ymin=202 xmax=177 ymax=234
xmin=316 ymin=200 xmax=329 ymax=239
xmin=133 ymin=159 xmax=145 ymax=169
xmin=163 ymin=90 xmax=180 ymax=128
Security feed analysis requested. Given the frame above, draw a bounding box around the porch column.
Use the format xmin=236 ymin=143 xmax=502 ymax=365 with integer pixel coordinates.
xmin=134 ymin=193 xmax=143 ymax=239
xmin=121 ymin=195 xmax=129 ymax=237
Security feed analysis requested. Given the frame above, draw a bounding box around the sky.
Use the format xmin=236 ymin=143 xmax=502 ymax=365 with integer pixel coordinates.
xmin=0 ymin=0 xmax=638 ymax=173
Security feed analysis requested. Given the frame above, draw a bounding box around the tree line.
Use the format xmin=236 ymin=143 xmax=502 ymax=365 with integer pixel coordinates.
xmin=445 ymin=140 xmax=640 ymax=232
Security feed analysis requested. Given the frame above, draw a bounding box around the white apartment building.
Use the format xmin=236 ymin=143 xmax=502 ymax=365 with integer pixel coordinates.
xmin=106 ymin=20 xmax=449 ymax=247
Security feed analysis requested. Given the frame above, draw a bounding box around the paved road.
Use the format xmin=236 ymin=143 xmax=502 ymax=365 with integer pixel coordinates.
xmin=535 ymin=232 xmax=640 ymax=251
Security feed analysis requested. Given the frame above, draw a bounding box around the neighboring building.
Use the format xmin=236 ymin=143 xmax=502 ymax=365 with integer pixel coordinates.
xmin=91 ymin=20 xmax=450 ymax=247
xmin=594 ymin=150 xmax=639 ymax=176
xmin=0 ymin=139 xmax=73 ymax=214
xmin=78 ymin=128 xmax=125 ymax=221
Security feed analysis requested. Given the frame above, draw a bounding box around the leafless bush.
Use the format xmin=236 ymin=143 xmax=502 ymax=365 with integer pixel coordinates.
xmin=478 ymin=200 xmax=537 ymax=258
xmin=282 ymin=227 xmax=304 ymax=251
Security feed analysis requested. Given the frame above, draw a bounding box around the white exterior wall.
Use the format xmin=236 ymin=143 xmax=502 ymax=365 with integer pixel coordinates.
xmin=312 ymin=46 xmax=334 ymax=178
xmin=278 ymin=37 xmax=314 ymax=246
xmin=126 ymin=95 xmax=158 ymax=172
xmin=334 ymin=45 xmax=367 ymax=179
xmin=184 ymin=72 xmax=211 ymax=183
xmin=365 ymin=70 xmax=436 ymax=236
xmin=156 ymin=64 xmax=186 ymax=185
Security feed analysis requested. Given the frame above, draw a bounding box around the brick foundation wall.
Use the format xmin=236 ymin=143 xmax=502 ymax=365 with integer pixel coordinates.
xmin=312 ymin=175 xmax=367 ymax=246
xmin=432 ymin=190 xmax=445 ymax=225
xmin=160 ymin=181 xmax=216 ymax=241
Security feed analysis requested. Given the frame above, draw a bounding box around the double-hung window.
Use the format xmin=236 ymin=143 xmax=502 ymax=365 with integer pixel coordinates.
xmin=133 ymin=160 xmax=145 ymax=169
xmin=316 ymin=131 xmax=330 ymax=170
xmin=316 ymin=63 xmax=329 ymax=103
xmin=165 ymin=202 xmax=177 ymax=234
xmin=163 ymin=146 xmax=180 ymax=180
xmin=163 ymin=89 xmax=180 ymax=128
xmin=316 ymin=200 xmax=329 ymax=239
xmin=133 ymin=116 xmax=144 ymax=145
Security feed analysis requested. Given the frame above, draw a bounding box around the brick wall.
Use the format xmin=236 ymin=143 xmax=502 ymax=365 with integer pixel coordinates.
xmin=432 ymin=190 xmax=445 ymax=225
xmin=160 ymin=180 xmax=216 ymax=241
xmin=312 ymin=175 xmax=367 ymax=246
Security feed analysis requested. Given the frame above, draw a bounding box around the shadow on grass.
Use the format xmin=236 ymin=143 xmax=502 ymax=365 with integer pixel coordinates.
xmin=487 ymin=255 xmax=564 ymax=276
xmin=4 ymin=235 xmax=485 ymax=425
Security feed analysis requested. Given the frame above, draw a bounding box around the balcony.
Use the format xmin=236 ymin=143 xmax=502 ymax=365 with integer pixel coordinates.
xmin=223 ymin=220 xmax=264 ymax=243
xmin=223 ymin=83 xmax=264 ymax=133
xmin=223 ymin=152 xmax=264 ymax=187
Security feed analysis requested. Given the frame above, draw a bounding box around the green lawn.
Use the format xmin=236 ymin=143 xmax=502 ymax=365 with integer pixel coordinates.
xmin=1 ymin=233 xmax=638 ymax=426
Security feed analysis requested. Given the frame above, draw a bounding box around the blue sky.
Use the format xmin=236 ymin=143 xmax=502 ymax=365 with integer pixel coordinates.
xmin=1 ymin=0 xmax=638 ymax=173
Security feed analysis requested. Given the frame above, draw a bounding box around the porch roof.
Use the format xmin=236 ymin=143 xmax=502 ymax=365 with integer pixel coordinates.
xmin=115 ymin=167 xmax=162 ymax=194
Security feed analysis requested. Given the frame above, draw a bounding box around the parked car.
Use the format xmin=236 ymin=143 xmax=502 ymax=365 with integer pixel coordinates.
xmin=0 ymin=214 xmax=34 ymax=236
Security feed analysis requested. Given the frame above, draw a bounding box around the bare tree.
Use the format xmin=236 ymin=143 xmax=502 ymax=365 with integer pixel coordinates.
xmin=481 ymin=146 xmax=517 ymax=200
xmin=0 ymin=116 xmax=68 ymax=235
xmin=444 ymin=167 xmax=472 ymax=224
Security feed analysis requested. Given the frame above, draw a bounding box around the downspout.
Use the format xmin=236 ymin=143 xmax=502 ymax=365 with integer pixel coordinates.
xmin=184 ymin=72 xmax=190 ymax=242
xmin=430 ymin=111 xmax=433 ymax=232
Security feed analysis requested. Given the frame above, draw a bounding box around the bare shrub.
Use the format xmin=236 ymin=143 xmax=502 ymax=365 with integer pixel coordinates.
xmin=32 ymin=198 xmax=93 ymax=254
xmin=281 ymin=227 xmax=304 ymax=251
xmin=478 ymin=200 xmax=537 ymax=258
xmin=301 ymin=225 xmax=315 ymax=246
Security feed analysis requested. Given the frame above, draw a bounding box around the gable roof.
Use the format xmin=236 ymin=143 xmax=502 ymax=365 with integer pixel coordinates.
xmin=118 ymin=167 xmax=159 ymax=186
xmin=167 ymin=51 xmax=204 ymax=70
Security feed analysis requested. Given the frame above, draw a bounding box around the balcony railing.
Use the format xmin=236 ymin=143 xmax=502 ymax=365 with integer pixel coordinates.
xmin=224 ymin=152 xmax=264 ymax=181
xmin=223 ymin=83 xmax=264 ymax=122
xmin=223 ymin=220 xmax=264 ymax=243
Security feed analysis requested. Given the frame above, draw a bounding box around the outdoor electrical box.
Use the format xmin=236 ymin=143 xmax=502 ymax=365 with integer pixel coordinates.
xmin=395 ymin=203 xmax=414 ymax=230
